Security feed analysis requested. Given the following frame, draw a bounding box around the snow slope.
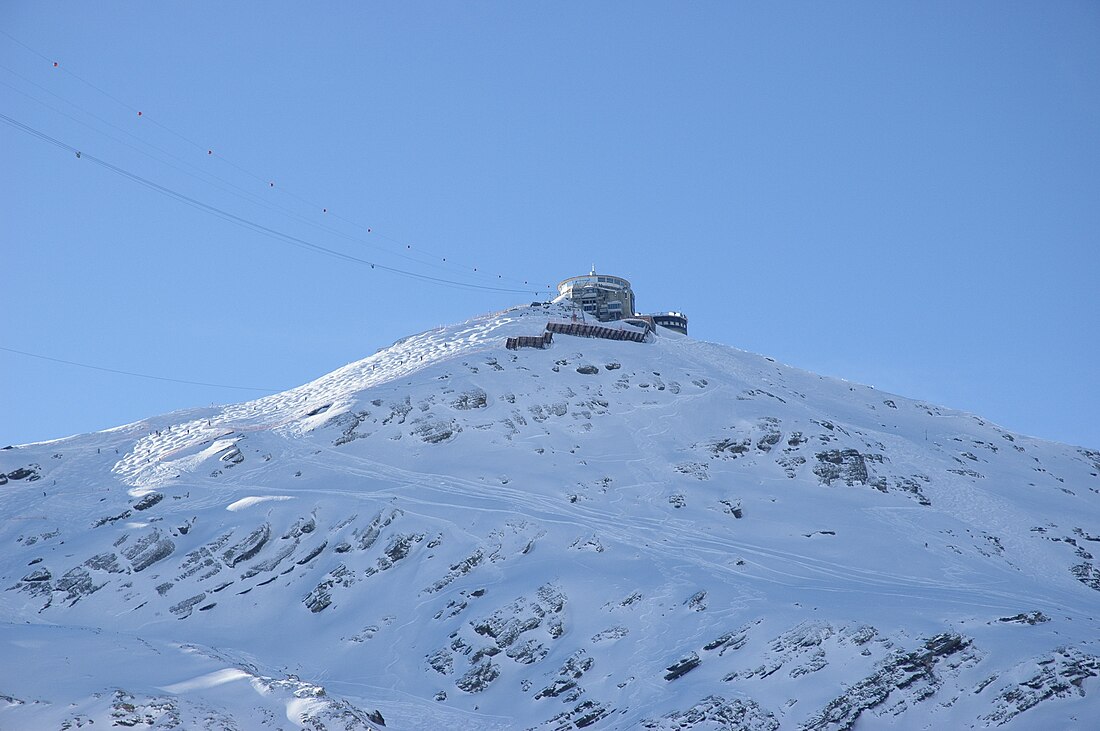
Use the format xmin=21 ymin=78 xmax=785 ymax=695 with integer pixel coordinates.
xmin=2 ymin=302 xmax=1099 ymax=730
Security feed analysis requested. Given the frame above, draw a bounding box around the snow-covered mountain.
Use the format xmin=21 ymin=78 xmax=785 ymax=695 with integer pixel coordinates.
xmin=2 ymin=302 xmax=1099 ymax=730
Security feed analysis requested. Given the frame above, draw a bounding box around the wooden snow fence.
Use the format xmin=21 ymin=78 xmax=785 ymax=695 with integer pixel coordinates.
xmin=506 ymin=331 xmax=554 ymax=350
xmin=545 ymin=321 xmax=650 ymax=343
xmin=506 ymin=322 xmax=651 ymax=350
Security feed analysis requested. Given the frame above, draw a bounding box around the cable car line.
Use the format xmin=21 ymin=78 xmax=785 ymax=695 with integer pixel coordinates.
xmin=0 ymin=73 xmax=516 ymax=288
xmin=0 ymin=29 xmax=540 ymax=291
xmin=0 ymin=346 xmax=279 ymax=393
xmin=0 ymin=111 xmax=543 ymax=295
xmin=0 ymin=66 xmax=526 ymax=288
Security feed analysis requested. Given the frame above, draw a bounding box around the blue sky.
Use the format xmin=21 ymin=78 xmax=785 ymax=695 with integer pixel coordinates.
xmin=2 ymin=2 xmax=1098 ymax=449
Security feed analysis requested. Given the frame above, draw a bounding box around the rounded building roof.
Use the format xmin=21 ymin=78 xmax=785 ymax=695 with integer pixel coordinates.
xmin=556 ymin=271 xmax=632 ymax=295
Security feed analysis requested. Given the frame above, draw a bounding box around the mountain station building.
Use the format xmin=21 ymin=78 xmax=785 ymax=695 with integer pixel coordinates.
xmin=553 ymin=269 xmax=688 ymax=335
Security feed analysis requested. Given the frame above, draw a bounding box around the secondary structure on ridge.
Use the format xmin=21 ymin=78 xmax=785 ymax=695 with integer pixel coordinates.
xmin=553 ymin=268 xmax=688 ymax=335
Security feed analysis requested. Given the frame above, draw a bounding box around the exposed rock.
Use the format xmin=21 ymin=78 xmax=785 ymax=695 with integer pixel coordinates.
xmin=92 ymin=509 xmax=132 ymax=528
xmin=534 ymin=650 xmax=595 ymax=705
xmin=122 ymin=530 xmax=175 ymax=572
xmin=176 ymin=533 xmax=232 ymax=583
xmin=84 ymin=552 xmax=124 ymax=573
xmin=169 ymin=593 xmax=207 ymax=619
xmin=364 ymin=533 xmax=425 ymax=575
xmin=282 ymin=516 xmax=316 ymax=539
xmin=130 ymin=492 xmax=164 ymax=511
xmin=506 ymin=637 xmax=548 ymax=664
xmin=451 ymin=389 xmax=488 ymax=410
xmin=643 ymin=695 xmax=779 ymax=731
xmin=685 ymin=590 xmax=707 ymax=612
xmin=982 ymin=648 xmax=1100 ymax=726
xmin=21 ymin=567 xmax=51 ymax=582
xmin=411 ymin=419 xmax=461 ymax=444
xmin=222 ymin=523 xmax=271 ymax=567
xmin=665 ymin=652 xmax=701 ymax=681
xmin=730 ymin=619 xmax=875 ymax=685
xmin=996 ymin=611 xmax=1050 ymax=625
xmin=704 ymin=625 xmax=752 ymax=656
xmin=1070 ymin=562 xmax=1100 ymax=591
xmin=719 ymin=500 xmax=743 ymax=518
xmin=304 ymin=564 xmax=355 ymax=613
xmin=5 ymin=466 xmax=40 ymax=482
xmin=568 ymin=700 xmax=611 ymax=728
xmin=356 ymin=510 xmax=398 ymax=551
xmin=331 ymin=410 xmax=372 ymax=446
xmin=756 ymin=417 xmax=782 ymax=452
xmin=455 ymin=660 xmax=499 ymax=693
xmin=711 ymin=438 xmax=751 ymax=458
xmin=424 ymin=549 xmax=484 ymax=593
xmin=296 ymin=541 xmax=327 ymax=565
xmin=240 ymin=541 xmax=298 ymax=579
xmin=893 ymin=476 xmax=932 ymax=506
xmin=471 ymin=583 xmax=566 ymax=649
xmin=676 ymin=462 xmax=709 ymax=480
xmin=53 ymin=567 xmax=103 ymax=606
xmin=813 ymin=449 xmax=883 ymax=486
xmin=801 ymin=633 xmax=972 ymax=731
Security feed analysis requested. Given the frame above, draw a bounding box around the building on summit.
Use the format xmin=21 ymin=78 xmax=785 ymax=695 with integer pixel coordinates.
xmin=553 ymin=268 xmax=688 ymax=335
xmin=554 ymin=271 xmax=635 ymax=323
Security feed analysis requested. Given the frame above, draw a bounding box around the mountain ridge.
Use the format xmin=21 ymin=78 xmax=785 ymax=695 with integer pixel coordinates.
xmin=2 ymin=302 xmax=1098 ymax=730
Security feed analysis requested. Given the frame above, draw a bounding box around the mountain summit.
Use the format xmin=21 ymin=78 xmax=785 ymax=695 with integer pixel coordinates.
xmin=2 ymin=302 xmax=1099 ymax=729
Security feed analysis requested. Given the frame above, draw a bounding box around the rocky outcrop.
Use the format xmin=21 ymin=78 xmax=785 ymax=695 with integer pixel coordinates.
xmin=982 ymin=648 xmax=1100 ymax=725
xmin=131 ymin=492 xmax=164 ymax=511
xmin=665 ymin=652 xmax=701 ymax=680
xmin=122 ymin=530 xmax=176 ymax=572
xmin=801 ymin=633 xmax=972 ymax=731
xmin=222 ymin=524 xmax=271 ymax=568
xmin=3 ymin=465 xmax=41 ymax=483
xmin=643 ymin=695 xmax=778 ymax=731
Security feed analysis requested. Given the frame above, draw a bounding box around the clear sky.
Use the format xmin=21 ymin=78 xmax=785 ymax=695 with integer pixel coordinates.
xmin=2 ymin=2 xmax=1098 ymax=450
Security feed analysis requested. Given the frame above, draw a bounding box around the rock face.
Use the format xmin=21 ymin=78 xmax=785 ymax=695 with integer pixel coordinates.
xmin=1 ymin=302 xmax=1099 ymax=730
xmin=982 ymin=648 xmax=1100 ymax=725
xmin=801 ymin=633 xmax=974 ymax=731
xmin=643 ymin=696 xmax=779 ymax=731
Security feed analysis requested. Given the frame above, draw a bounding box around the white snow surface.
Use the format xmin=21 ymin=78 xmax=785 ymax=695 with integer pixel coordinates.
xmin=2 ymin=302 xmax=1099 ymax=730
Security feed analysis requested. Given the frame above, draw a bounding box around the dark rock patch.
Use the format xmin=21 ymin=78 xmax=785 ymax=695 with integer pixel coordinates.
xmin=997 ymin=611 xmax=1050 ymax=625
xmin=5 ymin=466 xmax=40 ymax=482
xmin=132 ymin=493 xmax=164 ymax=511
xmin=456 ymin=660 xmax=499 ymax=693
xmin=122 ymin=531 xmax=175 ymax=572
xmin=802 ymin=633 xmax=971 ymax=731
xmin=222 ymin=524 xmax=271 ymax=567
xmin=665 ymin=652 xmax=701 ymax=681
xmin=643 ymin=695 xmax=778 ymax=731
